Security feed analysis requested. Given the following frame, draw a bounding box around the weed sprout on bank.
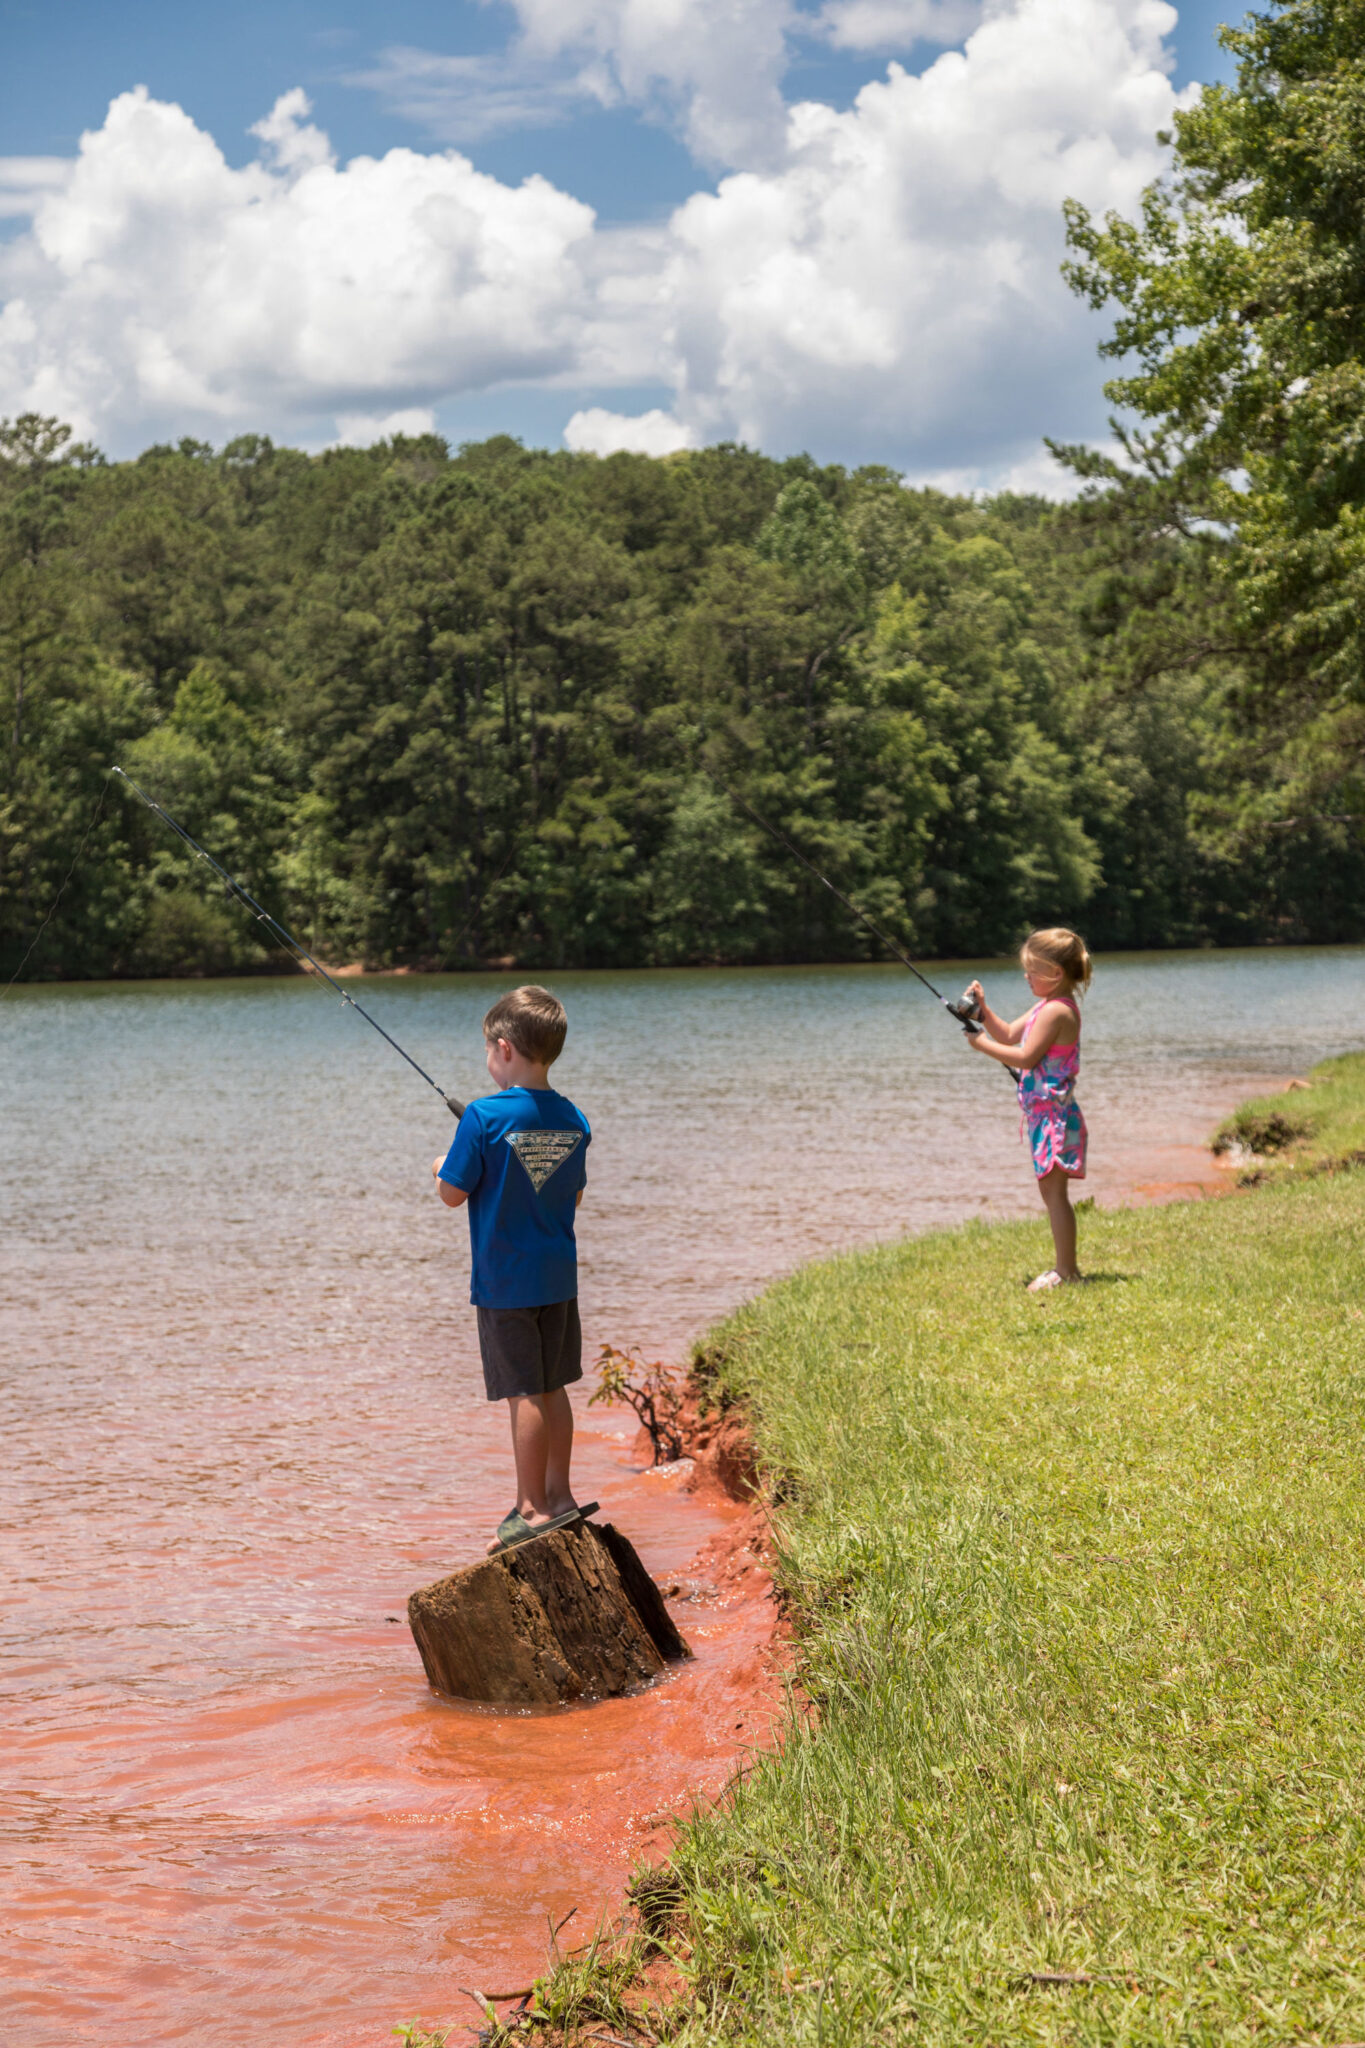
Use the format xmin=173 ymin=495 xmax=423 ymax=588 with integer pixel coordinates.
xmin=589 ymin=1345 xmax=684 ymax=1465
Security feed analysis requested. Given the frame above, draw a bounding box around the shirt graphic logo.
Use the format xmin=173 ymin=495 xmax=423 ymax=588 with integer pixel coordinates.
xmin=505 ymin=1127 xmax=583 ymax=1194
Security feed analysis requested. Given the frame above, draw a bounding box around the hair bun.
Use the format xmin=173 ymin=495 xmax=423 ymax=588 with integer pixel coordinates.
xmin=1022 ymin=927 xmax=1093 ymax=993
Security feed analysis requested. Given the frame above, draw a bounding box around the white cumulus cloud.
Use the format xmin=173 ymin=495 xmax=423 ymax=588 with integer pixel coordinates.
xmin=357 ymin=0 xmax=793 ymax=167
xmin=815 ymin=0 xmax=983 ymax=51
xmin=500 ymin=0 xmax=795 ymax=166
xmin=334 ymin=406 xmax=440 ymax=446
xmin=564 ymin=405 xmax=694 ymax=455
xmin=249 ymin=86 xmax=336 ymax=173
xmin=654 ymin=0 xmax=1189 ymax=467
xmin=0 ymin=87 xmax=596 ymax=446
xmin=0 ymin=0 xmax=1193 ymax=484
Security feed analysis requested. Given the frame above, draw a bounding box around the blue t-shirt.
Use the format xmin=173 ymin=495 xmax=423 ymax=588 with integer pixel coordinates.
xmin=439 ymin=1086 xmax=591 ymax=1309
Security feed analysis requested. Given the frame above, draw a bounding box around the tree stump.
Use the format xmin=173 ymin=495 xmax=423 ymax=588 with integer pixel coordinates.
xmin=407 ymin=1518 xmax=692 ymax=1706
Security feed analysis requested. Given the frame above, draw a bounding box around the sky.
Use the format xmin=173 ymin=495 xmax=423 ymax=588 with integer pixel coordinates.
xmin=0 ymin=0 xmax=1246 ymax=486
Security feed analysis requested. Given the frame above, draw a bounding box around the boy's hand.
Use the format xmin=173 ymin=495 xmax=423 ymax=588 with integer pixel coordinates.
xmin=967 ymin=979 xmax=985 ymax=1009
xmin=432 ymin=1157 xmax=444 ymax=1178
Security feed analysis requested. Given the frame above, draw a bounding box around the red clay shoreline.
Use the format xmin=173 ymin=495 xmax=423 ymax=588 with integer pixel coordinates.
xmin=634 ymin=1379 xmax=792 ymax=1836
xmin=474 ymin=1124 xmax=1277 ymax=2036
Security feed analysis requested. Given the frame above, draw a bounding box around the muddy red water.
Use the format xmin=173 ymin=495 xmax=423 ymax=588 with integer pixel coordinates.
xmin=4 ymin=952 xmax=1362 ymax=2045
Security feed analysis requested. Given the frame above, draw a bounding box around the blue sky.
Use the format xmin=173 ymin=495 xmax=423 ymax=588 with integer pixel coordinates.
xmin=0 ymin=0 xmax=1242 ymax=210
xmin=0 ymin=0 xmax=1249 ymax=480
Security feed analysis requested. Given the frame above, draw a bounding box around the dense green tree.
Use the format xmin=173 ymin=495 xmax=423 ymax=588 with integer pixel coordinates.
xmin=1 ymin=413 xmax=1360 ymax=982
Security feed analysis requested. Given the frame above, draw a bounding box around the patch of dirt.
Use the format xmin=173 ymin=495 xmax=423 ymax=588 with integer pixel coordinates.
xmin=630 ymin=1382 xmax=780 ymax=1612
xmin=653 ymin=1383 xmax=761 ymax=1504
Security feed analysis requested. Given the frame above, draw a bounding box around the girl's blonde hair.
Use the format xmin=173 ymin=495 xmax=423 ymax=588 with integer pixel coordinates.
xmin=1022 ymin=926 xmax=1093 ymax=994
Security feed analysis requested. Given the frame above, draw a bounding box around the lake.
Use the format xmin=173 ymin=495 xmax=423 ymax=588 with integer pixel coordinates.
xmin=3 ymin=947 xmax=1362 ymax=2045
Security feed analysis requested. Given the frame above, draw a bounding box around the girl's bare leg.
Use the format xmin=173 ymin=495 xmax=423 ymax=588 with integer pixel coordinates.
xmin=1037 ymin=1166 xmax=1080 ymax=1280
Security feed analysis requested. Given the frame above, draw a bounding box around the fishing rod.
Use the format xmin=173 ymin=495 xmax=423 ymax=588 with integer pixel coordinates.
xmin=713 ymin=773 xmax=984 ymax=1036
xmin=111 ymin=767 xmax=466 ymax=1116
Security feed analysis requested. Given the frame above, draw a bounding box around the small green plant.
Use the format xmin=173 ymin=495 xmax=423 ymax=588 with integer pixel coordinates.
xmin=689 ymin=1337 xmax=736 ymax=1413
xmin=1212 ymin=1100 xmax=1314 ymax=1156
xmin=394 ymin=2000 xmax=526 ymax=2047
xmin=519 ymin=1922 xmax=651 ymax=2040
xmin=628 ymin=1864 xmax=686 ymax=1947
xmin=589 ymin=1344 xmax=684 ymax=1464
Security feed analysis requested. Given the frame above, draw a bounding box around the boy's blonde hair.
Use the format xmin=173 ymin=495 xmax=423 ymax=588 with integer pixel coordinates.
xmin=482 ymin=985 xmax=568 ymax=1065
xmin=1022 ymin=927 xmax=1093 ymax=994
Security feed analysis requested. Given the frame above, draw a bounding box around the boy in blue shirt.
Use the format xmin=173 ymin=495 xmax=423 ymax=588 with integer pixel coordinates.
xmin=432 ymin=985 xmax=597 ymax=1554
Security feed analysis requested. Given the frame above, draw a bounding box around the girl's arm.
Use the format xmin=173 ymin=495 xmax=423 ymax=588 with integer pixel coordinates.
xmin=965 ymin=980 xmax=1031 ymax=1045
xmin=969 ymin=1000 xmax=1069 ymax=1070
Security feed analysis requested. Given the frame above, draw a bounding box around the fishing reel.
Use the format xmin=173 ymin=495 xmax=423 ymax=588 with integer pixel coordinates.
xmin=945 ymin=987 xmax=984 ymax=1036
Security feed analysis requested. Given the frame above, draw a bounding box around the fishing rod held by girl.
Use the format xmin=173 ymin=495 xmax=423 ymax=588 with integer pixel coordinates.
xmin=712 ymin=773 xmax=984 ymax=1036
xmin=110 ymin=767 xmax=466 ymax=1116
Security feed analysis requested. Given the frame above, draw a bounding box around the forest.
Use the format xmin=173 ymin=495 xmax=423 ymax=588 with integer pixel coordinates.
xmin=1 ymin=423 xmax=1356 ymax=981
xmin=4 ymin=0 xmax=1365 ymax=979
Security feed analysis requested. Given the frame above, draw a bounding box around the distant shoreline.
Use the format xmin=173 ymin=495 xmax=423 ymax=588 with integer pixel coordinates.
xmin=8 ymin=932 xmax=1365 ymax=993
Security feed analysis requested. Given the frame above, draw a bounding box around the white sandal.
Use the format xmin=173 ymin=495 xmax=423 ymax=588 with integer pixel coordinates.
xmin=1026 ymin=1268 xmax=1064 ymax=1293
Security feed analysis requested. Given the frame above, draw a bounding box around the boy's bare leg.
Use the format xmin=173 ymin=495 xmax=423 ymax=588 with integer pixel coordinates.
xmin=502 ymin=1388 xmax=578 ymax=1527
xmin=1037 ymin=1166 xmax=1079 ymax=1279
xmin=541 ymin=1386 xmax=576 ymax=1518
xmin=507 ymin=1394 xmax=552 ymax=1523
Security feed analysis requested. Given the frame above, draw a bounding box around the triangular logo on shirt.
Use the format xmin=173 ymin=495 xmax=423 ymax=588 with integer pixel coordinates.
xmin=505 ymin=1127 xmax=584 ymax=1194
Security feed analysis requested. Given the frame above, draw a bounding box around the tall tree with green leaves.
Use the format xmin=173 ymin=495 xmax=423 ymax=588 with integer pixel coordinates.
xmin=1059 ymin=0 xmax=1365 ymax=837
xmin=0 ymin=416 xmax=150 ymax=978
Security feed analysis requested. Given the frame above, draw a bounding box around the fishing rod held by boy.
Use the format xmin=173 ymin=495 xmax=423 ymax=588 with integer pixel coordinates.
xmin=110 ymin=767 xmax=466 ymax=1115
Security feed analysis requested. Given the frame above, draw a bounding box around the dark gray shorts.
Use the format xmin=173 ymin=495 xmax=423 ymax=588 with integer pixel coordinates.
xmin=476 ymin=1298 xmax=582 ymax=1402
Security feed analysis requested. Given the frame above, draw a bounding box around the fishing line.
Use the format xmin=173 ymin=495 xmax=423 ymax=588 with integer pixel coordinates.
xmin=712 ymin=772 xmax=984 ymax=1037
xmin=111 ymin=767 xmax=466 ymax=1115
xmin=2 ymin=775 xmax=111 ymax=1000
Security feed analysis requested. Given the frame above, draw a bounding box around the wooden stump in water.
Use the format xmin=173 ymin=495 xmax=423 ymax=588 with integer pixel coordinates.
xmin=407 ymin=1518 xmax=692 ymax=1706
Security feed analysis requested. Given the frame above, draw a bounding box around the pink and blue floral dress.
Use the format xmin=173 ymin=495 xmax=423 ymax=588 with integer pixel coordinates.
xmin=1017 ymin=995 xmax=1087 ymax=1179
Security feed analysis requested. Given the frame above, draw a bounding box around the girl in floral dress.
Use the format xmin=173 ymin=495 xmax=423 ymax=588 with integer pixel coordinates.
xmin=964 ymin=928 xmax=1092 ymax=1292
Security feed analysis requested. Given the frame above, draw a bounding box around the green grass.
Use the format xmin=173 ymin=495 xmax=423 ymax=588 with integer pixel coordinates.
xmin=632 ymin=1053 xmax=1365 ymax=2045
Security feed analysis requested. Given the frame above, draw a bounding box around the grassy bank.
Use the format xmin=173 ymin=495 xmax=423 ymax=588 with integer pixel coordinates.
xmin=418 ymin=1056 xmax=1365 ymax=2046
xmin=543 ymin=1052 xmax=1365 ymax=2048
